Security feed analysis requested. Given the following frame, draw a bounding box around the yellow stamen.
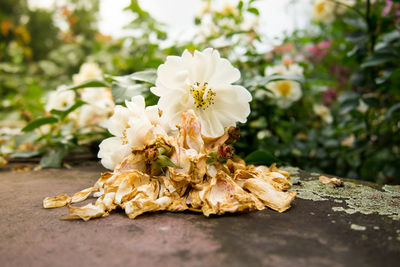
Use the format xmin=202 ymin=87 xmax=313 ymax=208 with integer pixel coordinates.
xmin=277 ymin=81 xmax=291 ymax=97
xmin=316 ymin=2 xmax=325 ymax=14
xmin=189 ymin=82 xmax=216 ymax=110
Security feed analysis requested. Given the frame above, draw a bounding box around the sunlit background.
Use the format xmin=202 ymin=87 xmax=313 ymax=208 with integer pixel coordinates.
xmin=28 ymin=0 xmax=311 ymax=48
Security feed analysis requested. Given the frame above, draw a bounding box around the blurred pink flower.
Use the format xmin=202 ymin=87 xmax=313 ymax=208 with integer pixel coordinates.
xmin=382 ymin=0 xmax=400 ymax=26
xmin=322 ymin=87 xmax=338 ymax=104
xmin=382 ymin=0 xmax=393 ymax=16
xmin=306 ymin=40 xmax=331 ymax=61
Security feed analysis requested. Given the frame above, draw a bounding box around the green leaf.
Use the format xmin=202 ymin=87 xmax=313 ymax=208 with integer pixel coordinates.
xmin=40 ymin=147 xmax=67 ymax=168
xmin=22 ymin=116 xmax=58 ymax=132
xmin=361 ymin=54 xmax=393 ymax=68
xmin=247 ymin=7 xmax=259 ymax=15
xmin=11 ymin=149 xmax=44 ymax=158
xmin=340 ymin=99 xmax=359 ymax=115
xmin=129 ymin=69 xmax=157 ymax=84
xmin=157 ymin=155 xmax=181 ymax=169
xmin=50 ymin=100 xmax=87 ymax=120
xmin=63 ymin=79 xmax=111 ymax=91
xmin=385 ymin=103 xmax=400 ymax=119
xmin=244 ymin=150 xmax=279 ymax=165
xmin=111 ymin=82 xmax=148 ymax=104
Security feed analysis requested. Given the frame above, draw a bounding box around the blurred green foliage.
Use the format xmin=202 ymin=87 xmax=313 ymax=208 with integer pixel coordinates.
xmin=1 ymin=0 xmax=399 ymax=184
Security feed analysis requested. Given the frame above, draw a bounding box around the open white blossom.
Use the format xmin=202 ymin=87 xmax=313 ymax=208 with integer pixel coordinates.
xmin=313 ymin=104 xmax=333 ymax=124
xmin=265 ymin=63 xmax=304 ymax=109
xmin=77 ymin=88 xmax=114 ymax=128
xmin=98 ymin=95 xmax=167 ymax=170
xmin=45 ymin=85 xmax=75 ymax=112
xmin=151 ymin=48 xmax=252 ymax=137
xmin=312 ymin=0 xmax=335 ymax=23
xmin=71 ymin=63 xmax=115 ymax=129
xmin=73 ymin=63 xmax=102 ymax=84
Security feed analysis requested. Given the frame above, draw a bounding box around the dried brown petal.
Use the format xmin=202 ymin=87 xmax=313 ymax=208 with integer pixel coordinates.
xmin=45 ymin=110 xmax=296 ymax=220
xmin=243 ymin=178 xmax=296 ymax=213
xmin=201 ymin=171 xmax=264 ymax=216
xmin=61 ymin=203 xmax=107 ymax=221
xmin=319 ymin=175 xmax=343 ymax=187
xmin=71 ymin=187 xmax=97 ymax=203
xmin=43 ymin=194 xmax=71 ymax=208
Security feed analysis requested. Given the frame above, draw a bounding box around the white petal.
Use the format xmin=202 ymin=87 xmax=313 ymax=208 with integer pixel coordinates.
xmin=106 ymin=105 xmax=131 ymax=137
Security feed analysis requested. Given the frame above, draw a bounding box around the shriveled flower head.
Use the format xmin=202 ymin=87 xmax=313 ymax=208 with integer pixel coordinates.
xmin=264 ymin=63 xmax=304 ymax=109
xmin=73 ymin=62 xmax=102 ymax=84
xmin=151 ymin=48 xmax=252 ymax=137
xmin=312 ymin=0 xmax=335 ymax=23
xmin=98 ymin=95 xmax=167 ymax=170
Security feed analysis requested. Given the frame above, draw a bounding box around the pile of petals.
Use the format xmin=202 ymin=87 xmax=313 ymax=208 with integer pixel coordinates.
xmin=43 ymin=110 xmax=296 ymax=220
xmin=43 ymin=48 xmax=296 ymax=220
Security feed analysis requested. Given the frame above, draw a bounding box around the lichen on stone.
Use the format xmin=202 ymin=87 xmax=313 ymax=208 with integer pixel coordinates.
xmin=293 ymin=179 xmax=400 ymax=220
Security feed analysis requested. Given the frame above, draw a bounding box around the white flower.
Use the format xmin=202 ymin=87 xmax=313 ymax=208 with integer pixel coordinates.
xmin=98 ymin=137 xmax=132 ymax=170
xmin=265 ymin=63 xmax=304 ymax=76
xmin=266 ymin=80 xmax=302 ymax=109
xmin=341 ymin=134 xmax=355 ymax=147
xmin=241 ymin=13 xmax=259 ymax=31
xmin=151 ymin=48 xmax=252 ymax=137
xmin=357 ymin=99 xmax=368 ymax=113
xmin=313 ymin=104 xmax=333 ymax=124
xmin=76 ymin=88 xmax=115 ymax=128
xmin=264 ymin=63 xmax=304 ymax=109
xmin=98 ymin=95 xmax=167 ymax=170
xmin=312 ymin=0 xmax=335 ymax=23
xmin=73 ymin=63 xmax=102 ymax=84
xmin=45 ymin=85 xmax=75 ymax=111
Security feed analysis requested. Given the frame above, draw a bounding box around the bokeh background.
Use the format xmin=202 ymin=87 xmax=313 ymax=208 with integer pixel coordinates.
xmin=1 ymin=0 xmax=399 ymax=184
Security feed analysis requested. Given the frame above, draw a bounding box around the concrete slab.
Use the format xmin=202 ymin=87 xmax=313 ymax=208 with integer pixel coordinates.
xmin=0 ymin=163 xmax=399 ymax=267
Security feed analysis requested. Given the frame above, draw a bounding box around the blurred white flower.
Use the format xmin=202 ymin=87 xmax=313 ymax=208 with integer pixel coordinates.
xmin=265 ymin=63 xmax=304 ymax=77
xmin=357 ymin=99 xmax=368 ymax=113
xmin=45 ymin=85 xmax=75 ymax=111
xmin=98 ymin=95 xmax=167 ymax=170
xmin=241 ymin=13 xmax=259 ymax=31
xmin=312 ymin=0 xmax=335 ymax=23
xmin=73 ymin=63 xmax=102 ymax=84
xmin=341 ymin=134 xmax=355 ymax=147
xmin=313 ymin=104 xmax=333 ymax=124
xmin=77 ymin=88 xmax=115 ymax=129
xmin=266 ymin=80 xmax=302 ymax=109
xmin=151 ymin=48 xmax=252 ymax=137
xmin=265 ymin=63 xmax=304 ymax=109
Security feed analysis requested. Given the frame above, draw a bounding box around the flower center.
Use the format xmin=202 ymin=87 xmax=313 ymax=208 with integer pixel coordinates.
xmin=189 ymin=82 xmax=216 ymax=110
xmin=277 ymin=81 xmax=291 ymax=97
xmin=316 ymin=2 xmax=325 ymax=14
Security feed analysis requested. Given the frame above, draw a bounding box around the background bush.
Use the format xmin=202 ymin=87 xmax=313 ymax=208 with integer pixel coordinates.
xmin=0 ymin=0 xmax=399 ymax=184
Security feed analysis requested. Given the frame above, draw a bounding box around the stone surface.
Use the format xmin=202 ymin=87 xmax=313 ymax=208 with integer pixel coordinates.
xmin=0 ymin=163 xmax=399 ymax=267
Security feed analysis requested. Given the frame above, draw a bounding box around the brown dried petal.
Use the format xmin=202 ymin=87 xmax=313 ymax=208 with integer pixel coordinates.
xmin=43 ymin=194 xmax=71 ymax=208
xmin=61 ymin=203 xmax=107 ymax=221
xmin=243 ymin=178 xmax=296 ymax=213
xmin=201 ymin=171 xmax=264 ymax=216
xmin=319 ymin=175 xmax=343 ymax=187
xmin=71 ymin=187 xmax=97 ymax=203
